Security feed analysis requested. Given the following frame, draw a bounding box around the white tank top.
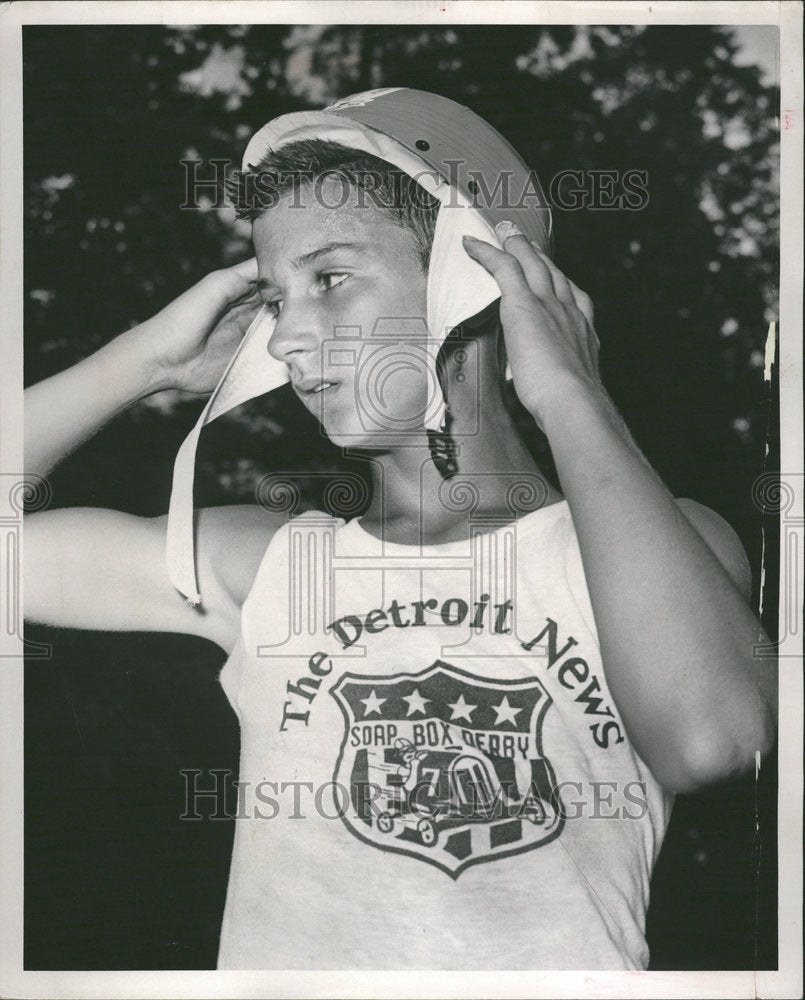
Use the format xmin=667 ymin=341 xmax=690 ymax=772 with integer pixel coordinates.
xmin=216 ymin=501 xmax=673 ymax=970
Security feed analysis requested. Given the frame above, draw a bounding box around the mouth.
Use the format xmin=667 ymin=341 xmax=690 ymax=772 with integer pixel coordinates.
xmin=294 ymin=378 xmax=342 ymax=400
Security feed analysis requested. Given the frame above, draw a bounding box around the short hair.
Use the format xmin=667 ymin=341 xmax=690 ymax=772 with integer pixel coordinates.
xmin=227 ymin=138 xmax=442 ymax=270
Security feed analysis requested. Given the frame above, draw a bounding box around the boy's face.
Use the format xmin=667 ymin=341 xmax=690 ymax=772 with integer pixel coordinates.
xmin=253 ymin=178 xmax=432 ymax=448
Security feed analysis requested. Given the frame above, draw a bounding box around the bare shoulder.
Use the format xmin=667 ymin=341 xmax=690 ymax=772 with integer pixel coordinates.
xmin=195 ymin=504 xmax=287 ymax=610
xmin=675 ymin=498 xmax=752 ymax=599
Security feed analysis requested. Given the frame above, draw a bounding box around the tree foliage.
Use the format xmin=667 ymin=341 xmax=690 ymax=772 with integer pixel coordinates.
xmin=24 ymin=24 xmax=777 ymax=526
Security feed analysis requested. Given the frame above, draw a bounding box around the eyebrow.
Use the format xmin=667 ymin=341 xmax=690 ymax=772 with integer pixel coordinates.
xmin=256 ymin=241 xmax=368 ymax=290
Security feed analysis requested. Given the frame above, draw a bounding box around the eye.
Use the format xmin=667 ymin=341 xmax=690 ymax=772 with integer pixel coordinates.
xmin=265 ymin=298 xmax=284 ymax=317
xmin=319 ymin=272 xmax=349 ymax=292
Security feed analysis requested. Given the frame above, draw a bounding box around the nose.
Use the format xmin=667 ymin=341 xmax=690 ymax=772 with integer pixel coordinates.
xmin=266 ymin=298 xmax=323 ymax=368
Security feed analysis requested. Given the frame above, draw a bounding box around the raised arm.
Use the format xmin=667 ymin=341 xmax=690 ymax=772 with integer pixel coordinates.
xmin=464 ymin=230 xmax=777 ymax=794
xmin=24 ymin=259 xmax=282 ymax=651
xmin=26 ymin=258 xmax=259 ymax=478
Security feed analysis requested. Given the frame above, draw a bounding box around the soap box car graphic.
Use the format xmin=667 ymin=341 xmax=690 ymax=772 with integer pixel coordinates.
xmin=374 ymin=742 xmax=552 ymax=847
xmin=331 ymin=660 xmax=565 ymax=877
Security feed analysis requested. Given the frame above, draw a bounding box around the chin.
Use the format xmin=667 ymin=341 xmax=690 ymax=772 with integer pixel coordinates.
xmin=317 ymin=417 xmax=373 ymax=450
xmin=315 ymin=392 xmax=430 ymax=450
xmin=322 ymin=422 xmax=423 ymax=453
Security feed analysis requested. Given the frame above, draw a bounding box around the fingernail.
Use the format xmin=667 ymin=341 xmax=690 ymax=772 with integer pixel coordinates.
xmin=495 ymin=220 xmax=523 ymax=242
xmin=462 ymin=234 xmax=481 ymax=243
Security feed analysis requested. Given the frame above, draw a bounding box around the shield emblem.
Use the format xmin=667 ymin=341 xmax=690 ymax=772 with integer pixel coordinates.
xmin=331 ymin=660 xmax=564 ymax=878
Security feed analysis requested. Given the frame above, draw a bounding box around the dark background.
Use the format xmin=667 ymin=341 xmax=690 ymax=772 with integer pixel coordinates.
xmin=23 ymin=24 xmax=779 ymax=970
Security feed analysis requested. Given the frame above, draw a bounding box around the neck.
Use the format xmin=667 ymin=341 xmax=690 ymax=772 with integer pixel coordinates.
xmin=356 ymin=393 xmax=562 ymax=545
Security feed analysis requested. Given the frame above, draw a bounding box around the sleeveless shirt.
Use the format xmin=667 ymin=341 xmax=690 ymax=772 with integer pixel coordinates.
xmin=216 ymin=501 xmax=673 ymax=970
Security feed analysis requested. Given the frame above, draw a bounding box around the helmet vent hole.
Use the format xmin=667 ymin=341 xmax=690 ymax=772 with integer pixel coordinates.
xmin=415 ymin=139 xmax=430 ymax=151
xmin=467 ymin=180 xmax=479 ymax=195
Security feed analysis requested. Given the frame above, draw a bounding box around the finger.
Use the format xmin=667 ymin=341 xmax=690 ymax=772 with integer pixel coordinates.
xmin=231 ymin=256 xmax=259 ymax=282
xmin=205 ymin=258 xmax=260 ymax=306
xmin=462 ymin=235 xmax=530 ymax=296
xmin=492 ymin=223 xmax=556 ymax=303
xmin=227 ymin=297 xmax=265 ymax=330
xmin=566 ymin=276 xmax=595 ymax=327
xmin=530 ymin=245 xmax=576 ymax=307
xmin=560 ymin=270 xmax=598 ymax=352
xmin=589 ymin=326 xmax=600 ymax=364
xmin=219 ymin=257 xmax=260 ymax=300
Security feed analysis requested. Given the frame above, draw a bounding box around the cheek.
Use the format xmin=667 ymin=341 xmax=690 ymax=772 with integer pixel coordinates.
xmin=353 ymin=342 xmax=435 ymax=430
xmin=352 ymin=280 xmax=432 ymax=428
xmin=326 ymin=272 xmax=431 ymax=432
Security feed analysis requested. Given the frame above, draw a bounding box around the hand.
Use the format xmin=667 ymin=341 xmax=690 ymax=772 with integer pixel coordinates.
xmin=134 ymin=257 xmax=262 ymax=394
xmin=462 ymin=228 xmax=602 ymax=425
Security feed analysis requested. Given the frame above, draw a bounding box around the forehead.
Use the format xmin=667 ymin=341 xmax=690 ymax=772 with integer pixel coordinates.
xmin=252 ymin=179 xmax=417 ymax=269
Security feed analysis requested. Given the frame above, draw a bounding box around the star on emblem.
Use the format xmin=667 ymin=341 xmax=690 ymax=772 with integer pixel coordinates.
xmin=402 ymin=687 xmax=431 ymax=717
xmin=448 ymin=693 xmax=477 ymax=723
xmin=359 ymin=689 xmax=387 ymax=717
xmin=492 ymin=695 xmax=522 ymax=727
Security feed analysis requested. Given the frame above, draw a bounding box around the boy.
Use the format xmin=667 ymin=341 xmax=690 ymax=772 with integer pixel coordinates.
xmin=24 ymin=88 xmax=777 ymax=969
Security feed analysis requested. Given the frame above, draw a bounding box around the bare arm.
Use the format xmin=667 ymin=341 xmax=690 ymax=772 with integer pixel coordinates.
xmin=24 ymin=259 xmax=281 ymax=649
xmin=465 ymin=231 xmax=777 ymax=794
xmin=539 ymin=388 xmax=775 ymax=792
xmin=25 ymin=504 xmax=281 ymax=652
xmin=26 ymin=259 xmax=259 ymax=478
xmin=26 ymin=331 xmax=162 ymax=479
